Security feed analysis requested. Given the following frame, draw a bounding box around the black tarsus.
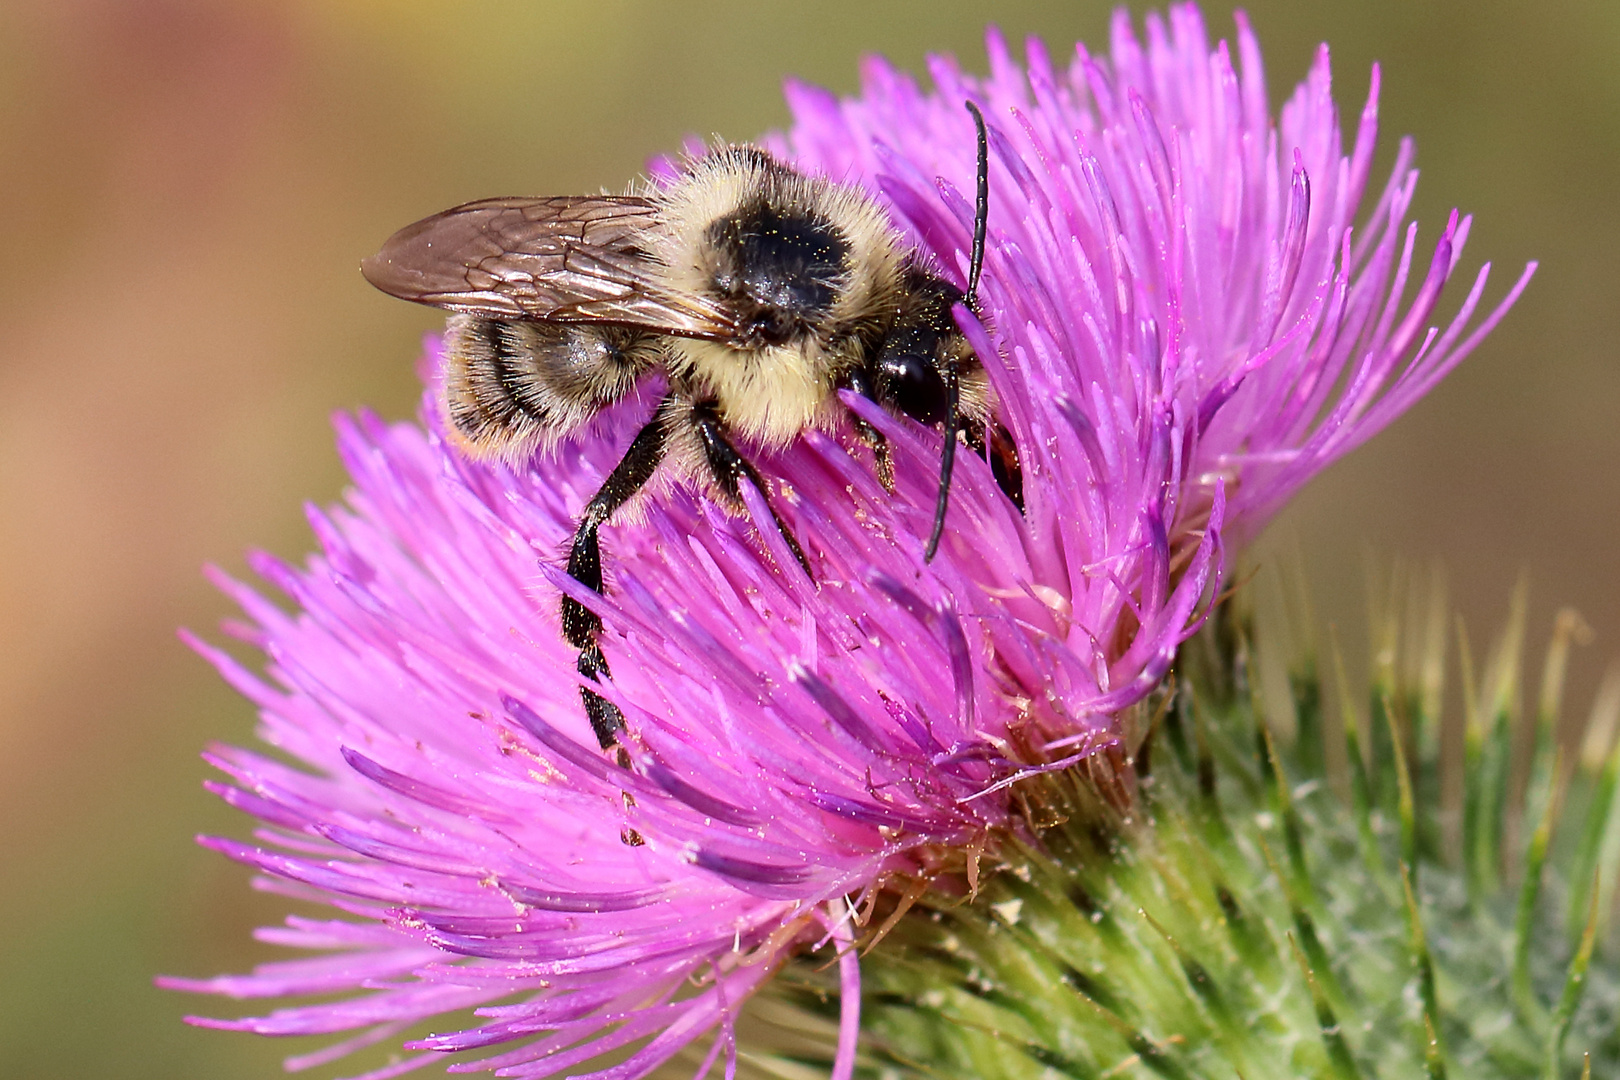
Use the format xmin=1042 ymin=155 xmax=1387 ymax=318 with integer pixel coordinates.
xmin=562 ymin=410 xmax=668 ymax=748
xmin=923 ymin=101 xmax=991 ymax=562
xmin=692 ymin=402 xmax=814 ymax=580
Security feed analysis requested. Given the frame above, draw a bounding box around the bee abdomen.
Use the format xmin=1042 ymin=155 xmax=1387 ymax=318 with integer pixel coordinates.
xmin=444 ymin=315 xmax=658 ymax=461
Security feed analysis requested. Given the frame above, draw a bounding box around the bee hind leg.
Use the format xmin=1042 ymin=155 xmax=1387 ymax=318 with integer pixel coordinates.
xmin=562 ymin=411 xmax=667 ymax=749
xmin=689 ymin=402 xmax=813 ymax=581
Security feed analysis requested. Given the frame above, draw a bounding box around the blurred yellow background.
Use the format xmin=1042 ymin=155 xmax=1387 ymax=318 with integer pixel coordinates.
xmin=0 ymin=0 xmax=1612 ymax=1076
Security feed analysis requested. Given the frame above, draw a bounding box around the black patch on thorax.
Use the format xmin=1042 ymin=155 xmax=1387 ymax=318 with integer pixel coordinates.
xmin=703 ymin=201 xmax=849 ymax=346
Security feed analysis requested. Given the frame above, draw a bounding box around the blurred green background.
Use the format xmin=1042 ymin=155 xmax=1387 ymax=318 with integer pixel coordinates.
xmin=0 ymin=0 xmax=1612 ymax=1077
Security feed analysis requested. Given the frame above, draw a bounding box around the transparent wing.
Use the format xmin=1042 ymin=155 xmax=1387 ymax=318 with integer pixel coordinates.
xmin=361 ymin=196 xmax=737 ymax=341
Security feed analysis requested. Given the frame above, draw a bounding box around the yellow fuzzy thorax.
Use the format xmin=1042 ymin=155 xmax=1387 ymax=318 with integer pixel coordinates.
xmin=645 ymin=145 xmax=910 ymax=444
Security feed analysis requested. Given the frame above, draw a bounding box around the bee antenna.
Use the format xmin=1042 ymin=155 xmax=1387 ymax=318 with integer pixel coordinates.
xmin=964 ymin=100 xmax=989 ymax=304
xmin=924 ymin=101 xmax=989 ymax=563
xmin=925 ymin=362 xmax=959 ymax=563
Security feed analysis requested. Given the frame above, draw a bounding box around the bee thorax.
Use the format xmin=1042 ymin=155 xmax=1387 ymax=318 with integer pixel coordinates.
xmin=674 ymin=338 xmax=837 ymax=446
xmin=704 ymin=202 xmax=848 ymax=345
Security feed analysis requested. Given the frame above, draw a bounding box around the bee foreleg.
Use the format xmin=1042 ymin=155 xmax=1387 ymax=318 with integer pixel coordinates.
xmin=965 ymin=417 xmax=988 ymax=457
xmin=689 ymin=402 xmax=814 ymax=581
xmin=562 ymin=410 xmax=668 ymax=749
xmin=840 ymin=366 xmax=895 ymax=493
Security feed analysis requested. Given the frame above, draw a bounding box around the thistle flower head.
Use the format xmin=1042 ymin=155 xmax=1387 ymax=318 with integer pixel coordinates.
xmin=166 ymin=6 xmax=1531 ymax=1078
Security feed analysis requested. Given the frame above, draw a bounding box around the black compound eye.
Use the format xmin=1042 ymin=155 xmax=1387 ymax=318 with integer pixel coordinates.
xmin=878 ymin=341 xmax=948 ymax=425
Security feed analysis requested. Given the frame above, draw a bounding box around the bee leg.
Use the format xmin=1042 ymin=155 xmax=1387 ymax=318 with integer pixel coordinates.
xmin=561 ymin=411 xmax=667 ymax=749
xmin=690 ymin=402 xmax=814 ymax=581
xmin=964 ymin=417 xmax=987 ymax=457
xmin=871 ymin=433 xmax=895 ymax=494
xmin=840 ymin=367 xmax=895 ymax=492
xmin=988 ymin=421 xmax=1024 ymax=512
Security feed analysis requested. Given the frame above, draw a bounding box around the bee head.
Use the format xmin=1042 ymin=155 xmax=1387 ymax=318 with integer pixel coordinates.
xmin=874 ymin=273 xmax=968 ymax=425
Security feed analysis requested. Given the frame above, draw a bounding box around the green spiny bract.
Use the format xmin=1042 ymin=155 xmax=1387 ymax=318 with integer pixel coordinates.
xmin=743 ymin=570 xmax=1620 ymax=1080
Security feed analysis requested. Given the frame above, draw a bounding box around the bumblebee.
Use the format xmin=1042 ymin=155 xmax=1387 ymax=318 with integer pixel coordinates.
xmin=362 ymin=104 xmax=998 ymax=749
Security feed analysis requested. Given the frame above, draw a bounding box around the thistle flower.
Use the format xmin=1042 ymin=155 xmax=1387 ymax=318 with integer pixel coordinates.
xmin=165 ymin=6 xmax=1531 ymax=1079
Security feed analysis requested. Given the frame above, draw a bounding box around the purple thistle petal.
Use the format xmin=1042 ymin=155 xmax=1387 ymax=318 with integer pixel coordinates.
xmin=829 ymin=900 xmax=862 ymax=1080
xmin=171 ymin=6 xmax=1530 ymax=1077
